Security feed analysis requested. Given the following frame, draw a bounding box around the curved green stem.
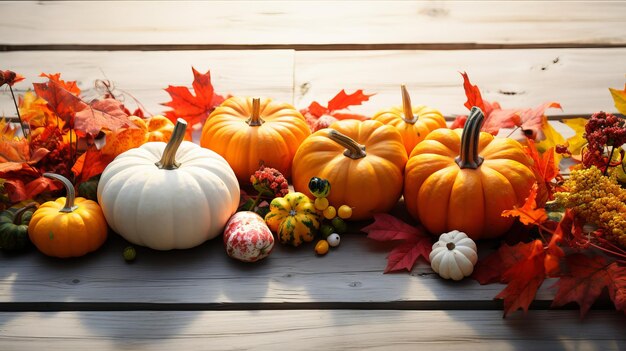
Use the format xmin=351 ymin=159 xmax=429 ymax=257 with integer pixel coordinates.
xmin=455 ymin=107 xmax=485 ymax=169
xmin=328 ymin=130 xmax=367 ymax=159
xmin=156 ymin=118 xmax=187 ymax=170
xmin=13 ymin=202 xmax=37 ymax=225
xmin=43 ymin=173 xmax=78 ymax=213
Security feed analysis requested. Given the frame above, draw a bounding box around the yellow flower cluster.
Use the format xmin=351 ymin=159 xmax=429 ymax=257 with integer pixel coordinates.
xmin=555 ymin=166 xmax=626 ymax=248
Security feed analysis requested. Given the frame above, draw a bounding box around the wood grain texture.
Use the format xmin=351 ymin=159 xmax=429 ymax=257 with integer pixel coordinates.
xmin=0 ymin=50 xmax=295 ymax=119
xmin=294 ymin=48 xmax=626 ymax=118
xmin=1 ymin=1 xmax=626 ymax=47
xmin=0 ymin=310 xmax=624 ymax=351
xmin=0 ymin=231 xmax=558 ymax=307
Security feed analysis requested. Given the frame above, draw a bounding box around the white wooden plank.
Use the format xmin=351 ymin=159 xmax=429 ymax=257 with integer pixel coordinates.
xmin=0 ymin=310 xmax=623 ymax=351
xmin=1 ymin=1 xmax=625 ymax=46
xmin=295 ymin=48 xmax=626 ymax=117
xmin=0 ymin=232 xmax=556 ymax=305
xmin=0 ymin=50 xmax=295 ymax=119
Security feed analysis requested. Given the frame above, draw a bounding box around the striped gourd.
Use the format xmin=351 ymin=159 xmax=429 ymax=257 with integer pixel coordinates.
xmin=265 ymin=192 xmax=320 ymax=247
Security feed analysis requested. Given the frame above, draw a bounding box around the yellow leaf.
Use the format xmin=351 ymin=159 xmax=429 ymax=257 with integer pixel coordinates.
xmin=563 ymin=118 xmax=588 ymax=157
xmin=536 ymin=122 xmax=566 ymax=166
xmin=609 ymin=84 xmax=626 ymax=116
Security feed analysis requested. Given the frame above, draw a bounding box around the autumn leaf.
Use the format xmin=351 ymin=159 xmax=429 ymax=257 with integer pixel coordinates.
xmin=0 ymin=70 xmax=25 ymax=87
xmin=609 ymin=84 xmax=626 ymax=116
xmin=460 ymin=72 xmax=486 ymax=114
xmin=72 ymin=148 xmax=115 ymax=184
xmin=3 ymin=176 xmax=61 ymax=203
xmin=519 ymin=102 xmax=562 ymax=140
xmin=0 ymin=139 xmax=49 ymax=173
xmin=495 ymin=240 xmax=546 ymax=316
xmin=39 ymin=72 xmax=81 ymax=96
xmin=362 ymin=213 xmax=432 ymax=273
xmin=162 ymin=67 xmax=226 ymax=127
xmin=607 ymin=263 xmax=626 ymax=313
xmin=74 ymin=98 xmax=131 ymax=136
xmin=33 ymin=80 xmax=86 ymax=124
xmin=502 ymin=183 xmax=548 ymax=226
xmin=473 ymin=239 xmax=543 ymax=285
xmin=536 ymin=121 xmax=567 ymax=166
xmin=302 ymin=89 xmax=373 ymax=132
xmin=551 ymin=254 xmax=613 ymax=318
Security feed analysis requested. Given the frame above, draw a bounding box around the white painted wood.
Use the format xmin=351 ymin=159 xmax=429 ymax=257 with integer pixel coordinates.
xmin=1 ymin=1 xmax=625 ymax=46
xmin=0 ymin=233 xmax=556 ymax=305
xmin=294 ymin=48 xmax=626 ymax=118
xmin=0 ymin=310 xmax=623 ymax=351
xmin=0 ymin=50 xmax=295 ymax=119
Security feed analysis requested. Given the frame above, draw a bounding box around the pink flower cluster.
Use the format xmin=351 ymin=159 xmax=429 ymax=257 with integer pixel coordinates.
xmin=250 ymin=165 xmax=289 ymax=198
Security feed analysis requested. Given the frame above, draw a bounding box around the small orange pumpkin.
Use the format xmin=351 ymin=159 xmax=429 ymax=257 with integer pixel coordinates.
xmin=28 ymin=173 xmax=108 ymax=258
xmin=292 ymin=119 xmax=408 ymax=221
xmin=201 ymin=97 xmax=311 ymax=182
xmin=403 ymin=107 xmax=536 ymax=240
xmin=372 ymin=85 xmax=447 ymax=155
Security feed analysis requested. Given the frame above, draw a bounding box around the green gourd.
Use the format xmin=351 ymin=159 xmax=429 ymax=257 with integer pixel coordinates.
xmin=0 ymin=203 xmax=37 ymax=251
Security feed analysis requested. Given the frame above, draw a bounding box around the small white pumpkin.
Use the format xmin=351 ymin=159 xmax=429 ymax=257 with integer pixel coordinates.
xmin=429 ymin=230 xmax=478 ymax=281
xmin=97 ymin=119 xmax=240 ymax=250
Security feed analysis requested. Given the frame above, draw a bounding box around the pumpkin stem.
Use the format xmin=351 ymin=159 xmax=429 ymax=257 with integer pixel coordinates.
xmin=246 ymin=98 xmax=264 ymax=127
xmin=446 ymin=242 xmax=456 ymax=250
xmin=455 ymin=107 xmax=485 ymax=169
xmin=327 ymin=130 xmax=367 ymax=159
xmin=43 ymin=173 xmax=78 ymax=213
xmin=12 ymin=202 xmax=37 ymax=225
xmin=156 ymin=118 xmax=186 ymax=170
xmin=401 ymin=85 xmax=418 ymax=124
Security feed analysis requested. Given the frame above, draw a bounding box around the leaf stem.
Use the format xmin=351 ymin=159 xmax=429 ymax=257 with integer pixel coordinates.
xmin=604 ymin=145 xmax=616 ymax=176
xmin=8 ymin=85 xmax=28 ymax=140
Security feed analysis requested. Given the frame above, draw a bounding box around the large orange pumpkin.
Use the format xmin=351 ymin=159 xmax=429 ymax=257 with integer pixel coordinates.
xmin=292 ymin=119 xmax=407 ymax=221
xmin=372 ymin=85 xmax=447 ymax=155
xmin=403 ymin=107 xmax=536 ymax=240
xmin=200 ymin=97 xmax=311 ymax=182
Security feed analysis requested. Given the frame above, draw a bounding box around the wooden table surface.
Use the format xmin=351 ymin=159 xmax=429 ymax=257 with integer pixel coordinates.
xmin=1 ymin=1 xmax=626 ymax=350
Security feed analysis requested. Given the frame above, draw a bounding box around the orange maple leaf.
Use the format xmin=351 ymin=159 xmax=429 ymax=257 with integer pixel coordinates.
xmin=161 ymin=67 xmax=226 ymax=128
xmin=302 ymin=89 xmax=373 ymax=132
xmin=39 ymin=72 xmax=81 ymax=95
xmin=502 ymin=183 xmax=548 ymax=226
xmin=33 ymin=80 xmax=86 ymax=124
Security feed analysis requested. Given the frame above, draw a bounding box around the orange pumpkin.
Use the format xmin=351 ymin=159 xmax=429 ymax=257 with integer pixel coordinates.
xmin=201 ymin=97 xmax=311 ymax=182
xmin=403 ymin=107 xmax=536 ymax=240
xmin=101 ymin=115 xmax=176 ymax=156
xmin=372 ymin=85 xmax=447 ymax=155
xmin=292 ymin=119 xmax=407 ymax=221
xmin=28 ymin=173 xmax=108 ymax=258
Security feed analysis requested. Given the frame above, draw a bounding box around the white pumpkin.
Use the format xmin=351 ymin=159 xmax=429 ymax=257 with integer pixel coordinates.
xmin=429 ymin=230 xmax=478 ymax=281
xmin=97 ymin=119 xmax=240 ymax=250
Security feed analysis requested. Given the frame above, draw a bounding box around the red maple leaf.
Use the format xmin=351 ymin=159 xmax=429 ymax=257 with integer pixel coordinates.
xmin=459 ymin=73 xmax=560 ymax=138
xmin=525 ymin=140 xmax=561 ymax=204
xmin=302 ymin=89 xmax=373 ymax=132
xmin=72 ymin=147 xmax=115 ymax=183
xmin=502 ymin=183 xmax=548 ymax=226
xmin=608 ymin=263 xmax=626 ymax=313
xmin=495 ymin=240 xmax=546 ymax=316
xmin=362 ymin=213 xmax=432 ymax=273
xmin=551 ymin=254 xmax=614 ymax=318
xmin=74 ymin=98 xmax=131 ymax=136
xmin=39 ymin=72 xmax=81 ymax=95
xmin=33 ymin=80 xmax=86 ymax=124
xmin=0 ymin=70 xmax=25 ymax=87
xmin=161 ymin=67 xmax=226 ymax=127
xmin=3 ymin=176 xmax=62 ymax=203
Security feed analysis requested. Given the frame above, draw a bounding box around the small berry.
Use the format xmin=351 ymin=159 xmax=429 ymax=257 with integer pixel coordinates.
xmin=331 ymin=217 xmax=347 ymax=233
xmin=123 ymin=246 xmax=136 ymax=262
xmin=337 ymin=205 xmax=353 ymax=219
xmin=323 ymin=205 xmax=336 ymax=220
xmin=320 ymin=224 xmax=335 ymax=239
xmin=314 ymin=197 xmax=329 ymax=211
xmin=327 ymin=233 xmax=341 ymax=247
xmin=315 ymin=240 xmax=330 ymax=255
